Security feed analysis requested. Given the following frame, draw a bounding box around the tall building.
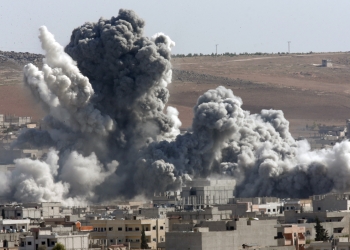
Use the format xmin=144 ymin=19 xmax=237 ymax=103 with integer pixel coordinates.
xmin=181 ymin=179 xmax=236 ymax=209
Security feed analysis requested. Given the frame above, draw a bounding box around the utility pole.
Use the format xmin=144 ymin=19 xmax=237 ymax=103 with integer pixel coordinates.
xmin=216 ymin=44 xmax=219 ymax=56
xmin=288 ymin=41 xmax=291 ymax=54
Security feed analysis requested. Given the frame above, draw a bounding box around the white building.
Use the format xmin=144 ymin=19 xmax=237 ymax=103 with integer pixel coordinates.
xmin=19 ymin=228 xmax=89 ymax=250
xmin=181 ymin=179 xmax=236 ymax=209
xmin=2 ymin=202 xmax=62 ymax=219
xmin=0 ymin=219 xmax=30 ymax=232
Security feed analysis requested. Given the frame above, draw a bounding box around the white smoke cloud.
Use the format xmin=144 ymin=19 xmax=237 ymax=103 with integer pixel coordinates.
xmin=8 ymin=149 xmax=69 ymax=203
xmin=23 ymin=26 xmax=114 ymax=136
xmin=60 ymin=151 xmax=118 ymax=200
xmin=165 ymin=106 xmax=182 ymax=138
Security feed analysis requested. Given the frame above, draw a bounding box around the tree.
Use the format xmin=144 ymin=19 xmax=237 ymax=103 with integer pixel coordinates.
xmin=141 ymin=228 xmax=149 ymax=249
xmin=314 ymin=217 xmax=329 ymax=241
xmin=52 ymin=243 xmax=66 ymax=250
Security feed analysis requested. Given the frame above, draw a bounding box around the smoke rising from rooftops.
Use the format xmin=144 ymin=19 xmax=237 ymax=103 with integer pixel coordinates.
xmin=3 ymin=9 xmax=350 ymax=204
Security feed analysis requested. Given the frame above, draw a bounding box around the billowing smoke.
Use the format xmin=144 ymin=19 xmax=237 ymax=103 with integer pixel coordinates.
xmin=4 ymin=9 xmax=350 ymax=204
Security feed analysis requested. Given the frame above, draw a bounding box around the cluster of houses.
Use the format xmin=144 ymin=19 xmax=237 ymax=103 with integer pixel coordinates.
xmin=1 ymin=180 xmax=350 ymax=250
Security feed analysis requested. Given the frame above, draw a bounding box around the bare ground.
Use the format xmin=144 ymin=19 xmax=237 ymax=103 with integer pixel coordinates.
xmin=1 ymin=52 xmax=350 ymax=138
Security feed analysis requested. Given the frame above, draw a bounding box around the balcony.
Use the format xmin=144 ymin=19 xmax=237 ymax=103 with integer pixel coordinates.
xmin=125 ymin=230 xmax=151 ymax=236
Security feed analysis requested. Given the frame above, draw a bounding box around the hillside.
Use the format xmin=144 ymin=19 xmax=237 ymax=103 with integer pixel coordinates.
xmin=0 ymin=51 xmax=44 ymax=121
xmin=169 ymin=52 xmax=350 ymax=137
xmin=1 ymin=51 xmax=350 ymax=138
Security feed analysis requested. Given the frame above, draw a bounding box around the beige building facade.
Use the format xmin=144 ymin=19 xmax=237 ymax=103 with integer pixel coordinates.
xmin=90 ymin=218 xmax=166 ymax=249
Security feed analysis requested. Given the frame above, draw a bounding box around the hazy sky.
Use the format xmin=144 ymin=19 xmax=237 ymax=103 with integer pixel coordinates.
xmin=1 ymin=0 xmax=349 ymax=55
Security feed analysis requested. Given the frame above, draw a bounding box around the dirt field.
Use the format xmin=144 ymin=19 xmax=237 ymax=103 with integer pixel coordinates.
xmin=1 ymin=52 xmax=350 ymax=138
xmin=0 ymin=60 xmax=44 ymax=120
xmin=169 ymin=52 xmax=350 ymax=137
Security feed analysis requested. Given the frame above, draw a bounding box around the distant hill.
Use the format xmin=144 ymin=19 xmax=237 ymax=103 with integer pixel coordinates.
xmin=0 ymin=50 xmax=44 ymax=66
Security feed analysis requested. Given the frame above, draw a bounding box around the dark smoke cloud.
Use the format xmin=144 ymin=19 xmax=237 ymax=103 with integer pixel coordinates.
xmin=4 ymin=9 xmax=350 ymax=204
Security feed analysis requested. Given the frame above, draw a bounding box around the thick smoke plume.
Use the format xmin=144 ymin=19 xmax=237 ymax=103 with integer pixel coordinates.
xmin=3 ymin=9 xmax=350 ymax=204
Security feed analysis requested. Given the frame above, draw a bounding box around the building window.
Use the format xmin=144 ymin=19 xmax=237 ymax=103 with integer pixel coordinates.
xmin=109 ymin=227 xmax=113 ymax=231
xmin=286 ymin=207 xmax=289 ymax=210
xmin=51 ymin=207 xmax=54 ymax=210
xmin=42 ymin=241 xmax=45 ymax=245
xmin=318 ymin=207 xmax=321 ymax=211
xmin=152 ymin=226 xmax=156 ymax=230
xmin=118 ymin=239 xmax=122 ymax=243
xmin=135 ymin=227 xmax=139 ymax=231
xmin=118 ymin=227 xmax=122 ymax=231
xmin=128 ymin=228 xmax=132 ymax=231
xmin=160 ymin=212 xmax=163 ymax=215
xmin=153 ymin=238 xmax=156 ymax=242
xmin=273 ymin=209 xmax=276 ymax=212
xmin=17 ymin=213 xmax=21 ymax=217
xmin=160 ymin=226 xmax=164 ymax=230
xmin=136 ymin=239 xmax=140 ymax=243
xmin=110 ymin=239 xmax=113 ymax=243
xmin=268 ymin=209 xmax=271 ymax=212
xmin=28 ymin=242 xmax=32 ymax=246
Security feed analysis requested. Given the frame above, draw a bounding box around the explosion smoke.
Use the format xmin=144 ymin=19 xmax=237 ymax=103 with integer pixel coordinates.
xmin=3 ymin=9 xmax=350 ymax=204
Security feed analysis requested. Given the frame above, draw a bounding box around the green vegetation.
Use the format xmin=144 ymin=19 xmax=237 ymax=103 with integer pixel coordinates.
xmin=52 ymin=243 xmax=66 ymax=250
xmin=314 ymin=217 xmax=329 ymax=241
xmin=141 ymin=228 xmax=149 ymax=249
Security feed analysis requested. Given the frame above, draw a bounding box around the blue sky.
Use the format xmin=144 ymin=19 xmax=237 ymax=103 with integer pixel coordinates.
xmin=1 ymin=0 xmax=349 ymax=55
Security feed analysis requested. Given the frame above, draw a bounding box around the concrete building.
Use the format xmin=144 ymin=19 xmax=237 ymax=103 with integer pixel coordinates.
xmin=19 ymin=228 xmax=89 ymax=250
xmin=137 ymin=207 xmax=175 ymax=219
xmin=166 ymin=218 xmax=279 ymax=250
xmin=230 ymin=196 xmax=284 ymax=215
xmin=0 ymin=219 xmax=30 ymax=232
xmin=322 ymin=59 xmax=332 ymax=67
xmin=283 ymin=199 xmax=312 ymax=213
xmin=232 ymin=197 xmax=280 ymax=204
xmin=216 ymin=202 xmax=250 ymax=217
xmin=312 ymin=193 xmax=350 ymax=212
xmin=89 ymin=218 xmax=166 ymax=249
xmin=2 ymin=206 xmax=41 ymax=220
xmin=276 ymin=224 xmax=306 ymax=250
xmin=41 ymin=202 xmax=62 ymax=218
xmin=0 ymin=149 xmax=45 ymax=165
xmin=0 ymin=114 xmax=31 ymax=128
xmin=167 ymin=206 xmax=232 ymax=231
xmin=152 ymin=191 xmax=181 ymax=207
xmin=2 ymin=202 xmax=62 ymax=219
xmin=0 ymin=232 xmax=22 ymax=249
xmin=181 ymin=179 xmax=236 ymax=209
xmin=307 ymin=238 xmax=350 ymax=250
xmin=284 ymin=211 xmax=350 ymax=240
